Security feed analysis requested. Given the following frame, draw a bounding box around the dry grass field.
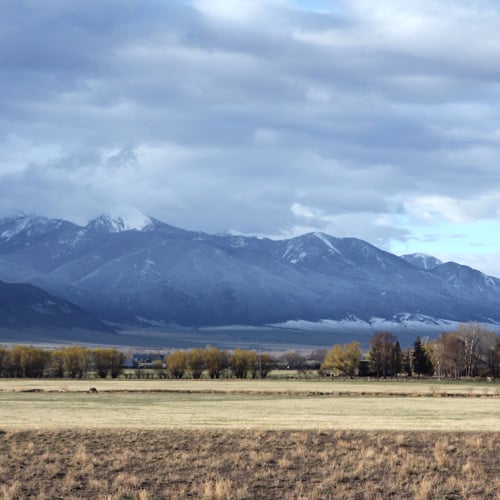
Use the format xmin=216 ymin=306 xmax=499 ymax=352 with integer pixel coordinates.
xmin=0 ymin=429 xmax=498 ymax=499
xmin=1 ymin=377 xmax=499 ymax=396
xmin=0 ymin=392 xmax=499 ymax=431
xmin=0 ymin=379 xmax=498 ymax=498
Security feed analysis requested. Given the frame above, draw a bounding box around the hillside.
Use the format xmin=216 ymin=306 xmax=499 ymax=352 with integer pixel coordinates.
xmin=0 ymin=214 xmax=499 ymax=332
xmin=0 ymin=279 xmax=112 ymax=333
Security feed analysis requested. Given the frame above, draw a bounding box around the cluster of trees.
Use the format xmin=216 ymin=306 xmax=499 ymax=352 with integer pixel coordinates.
xmin=0 ymin=346 xmax=124 ymax=379
xmin=320 ymin=333 xmax=427 ymax=378
xmin=321 ymin=324 xmax=500 ymax=379
xmin=155 ymin=347 xmax=276 ymax=379
xmin=0 ymin=345 xmax=276 ymax=380
xmin=432 ymin=324 xmax=500 ymax=378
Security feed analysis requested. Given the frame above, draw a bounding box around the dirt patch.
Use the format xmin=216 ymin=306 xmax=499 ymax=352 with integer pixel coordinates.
xmin=7 ymin=387 xmax=500 ymax=398
xmin=0 ymin=429 xmax=498 ymax=499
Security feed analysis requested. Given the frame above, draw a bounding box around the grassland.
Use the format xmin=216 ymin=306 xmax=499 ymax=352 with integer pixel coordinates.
xmin=0 ymin=379 xmax=498 ymax=498
xmin=0 ymin=391 xmax=499 ymax=432
xmin=1 ymin=377 xmax=499 ymax=396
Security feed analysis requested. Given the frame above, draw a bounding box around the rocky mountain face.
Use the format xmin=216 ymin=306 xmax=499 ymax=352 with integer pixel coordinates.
xmin=0 ymin=214 xmax=499 ymax=328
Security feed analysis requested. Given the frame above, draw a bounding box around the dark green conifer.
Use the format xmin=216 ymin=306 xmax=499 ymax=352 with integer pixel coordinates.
xmin=412 ymin=336 xmax=433 ymax=377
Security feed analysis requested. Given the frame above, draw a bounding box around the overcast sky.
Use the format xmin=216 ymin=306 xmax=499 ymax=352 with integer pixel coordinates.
xmin=2 ymin=0 xmax=500 ymax=275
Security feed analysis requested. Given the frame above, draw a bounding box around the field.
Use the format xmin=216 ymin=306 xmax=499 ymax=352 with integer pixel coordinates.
xmin=0 ymin=379 xmax=499 ymax=498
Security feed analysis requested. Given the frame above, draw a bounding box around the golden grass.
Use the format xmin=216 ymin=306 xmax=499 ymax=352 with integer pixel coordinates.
xmin=0 ymin=391 xmax=498 ymax=431
xmin=0 ymin=429 xmax=498 ymax=499
xmin=0 ymin=377 xmax=499 ymax=396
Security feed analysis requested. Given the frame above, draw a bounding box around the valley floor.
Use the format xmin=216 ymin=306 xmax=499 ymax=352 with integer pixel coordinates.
xmin=0 ymin=379 xmax=498 ymax=499
xmin=0 ymin=379 xmax=499 ymax=432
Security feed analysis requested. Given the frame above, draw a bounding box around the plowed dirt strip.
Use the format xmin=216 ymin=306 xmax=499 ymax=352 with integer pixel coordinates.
xmin=0 ymin=378 xmax=498 ymax=395
xmin=0 ymin=430 xmax=498 ymax=499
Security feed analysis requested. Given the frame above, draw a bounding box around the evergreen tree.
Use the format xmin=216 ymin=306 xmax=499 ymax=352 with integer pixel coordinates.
xmin=402 ymin=348 xmax=412 ymax=377
xmin=392 ymin=341 xmax=403 ymax=376
xmin=413 ymin=336 xmax=433 ymax=377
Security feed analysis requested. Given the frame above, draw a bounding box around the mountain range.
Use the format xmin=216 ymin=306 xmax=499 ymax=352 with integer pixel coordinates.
xmin=0 ymin=213 xmax=499 ymax=341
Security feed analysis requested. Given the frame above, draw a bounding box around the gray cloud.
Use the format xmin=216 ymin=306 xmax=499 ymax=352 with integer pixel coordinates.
xmin=1 ymin=0 xmax=500 ymax=265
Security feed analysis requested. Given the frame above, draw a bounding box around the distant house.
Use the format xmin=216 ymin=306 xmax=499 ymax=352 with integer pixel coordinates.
xmin=130 ymin=352 xmax=165 ymax=368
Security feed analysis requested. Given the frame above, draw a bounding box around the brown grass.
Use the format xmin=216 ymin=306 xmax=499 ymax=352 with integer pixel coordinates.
xmin=0 ymin=429 xmax=498 ymax=499
xmin=1 ymin=391 xmax=498 ymax=431
xmin=1 ymin=378 xmax=499 ymax=397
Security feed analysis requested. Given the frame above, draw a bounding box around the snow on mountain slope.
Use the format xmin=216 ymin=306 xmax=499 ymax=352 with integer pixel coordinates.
xmin=432 ymin=261 xmax=499 ymax=291
xmin=401 ymin=253 xmax=443 ymax=270
xmin=279 ymin=232 xmax=346 ymax=267
xmin=0 ymin=215 xmax=72 ymax=243
xmin=0 ymin=214 xmax=500 ymax=328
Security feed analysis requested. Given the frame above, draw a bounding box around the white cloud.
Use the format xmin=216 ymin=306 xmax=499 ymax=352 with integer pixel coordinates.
xmin=1 ymin=0 xmax=500 ymax=273
xmin=193 ymin=0 xmax=270 ymax=22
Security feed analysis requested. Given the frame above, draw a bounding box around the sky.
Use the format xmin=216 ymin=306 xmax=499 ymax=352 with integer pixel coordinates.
xmin=2 ymin=0 xmax=500 ymax=275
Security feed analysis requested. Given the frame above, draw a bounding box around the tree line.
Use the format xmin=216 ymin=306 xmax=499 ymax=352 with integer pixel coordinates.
xmin=321 ymin=324 xmax=500 ymax=379
xmin=0 ymin=346 xmax=124 ymax=379
xmin=0 ymin=345 xmax=277 ymax=380
xmin=152 ymin=347 xmax=276 ymax=379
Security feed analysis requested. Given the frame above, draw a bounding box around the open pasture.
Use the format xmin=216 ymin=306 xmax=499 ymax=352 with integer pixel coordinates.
xmin=1 ymin=392 xmax=499 ymax=432
xmin=1 ymin=379 xmax=498 ymax=498
xmin=0 ymin=378 xmax=498 ymax=431
xmin=0 ymin=377 xmax=498 ymax=396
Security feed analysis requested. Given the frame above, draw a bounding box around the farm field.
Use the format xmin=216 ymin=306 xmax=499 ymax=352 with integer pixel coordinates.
xmin=1 ymin=377 xmax=499 ymax=396
xmin=0 ymin=391 xmax=499 ymax=432
xmin=0 ymin=378 xmax=498 ymax=432
xmin=1 ymin=379 xmax=498 ymax=499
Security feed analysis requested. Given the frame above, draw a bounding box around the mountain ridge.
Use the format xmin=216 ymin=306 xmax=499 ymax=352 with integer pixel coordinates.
xmin=0 ymin=213 xmax=499 ymax=330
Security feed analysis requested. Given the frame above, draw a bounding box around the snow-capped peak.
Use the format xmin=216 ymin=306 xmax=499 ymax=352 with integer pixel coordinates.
xmin=86 ymin=212 xmax=154 ymax=233
xmin=0 ymin=214 xmax=63 ymax=241
xmin=86 ymin=215 xmax=126 ymax=233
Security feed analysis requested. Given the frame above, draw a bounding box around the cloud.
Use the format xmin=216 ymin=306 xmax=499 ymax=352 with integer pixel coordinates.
xmin=1 ymin=0 xmax=500 ymax=269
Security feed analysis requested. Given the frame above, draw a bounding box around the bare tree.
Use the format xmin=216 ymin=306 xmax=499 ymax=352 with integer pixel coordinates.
xmin=432 ymin=332 xmax=464 ymax=379
xmin=204 ymin=346 xmax=229 ymax=379
xmin=62 ymin=346 xmax=92 ymax=379
xmin=457 ymin=323 xmax=483 ymax=377
xmin=433 ymin=324 xmax=499 ymax=378
xmin=321 ymin=342 xmax=361 ymax=378
xmin=92 ymin=348 xmax=124 ymax=379
xmin=230 ymin=349 xmax=257 ymax=379
xmin=368 ymin=332 xmax=400 ymax=378
xmin=186 ymin=348 xmax=205 ymax=379
xmin=0 ymin=347 xmax=7 ymax=377
xmin=166 ymin=351 xmax=187 ymax=379
xmin=252 ymin=353 xmax=275 ymax=379
xmin=476 ymin=328 xmax=500 ymax=378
